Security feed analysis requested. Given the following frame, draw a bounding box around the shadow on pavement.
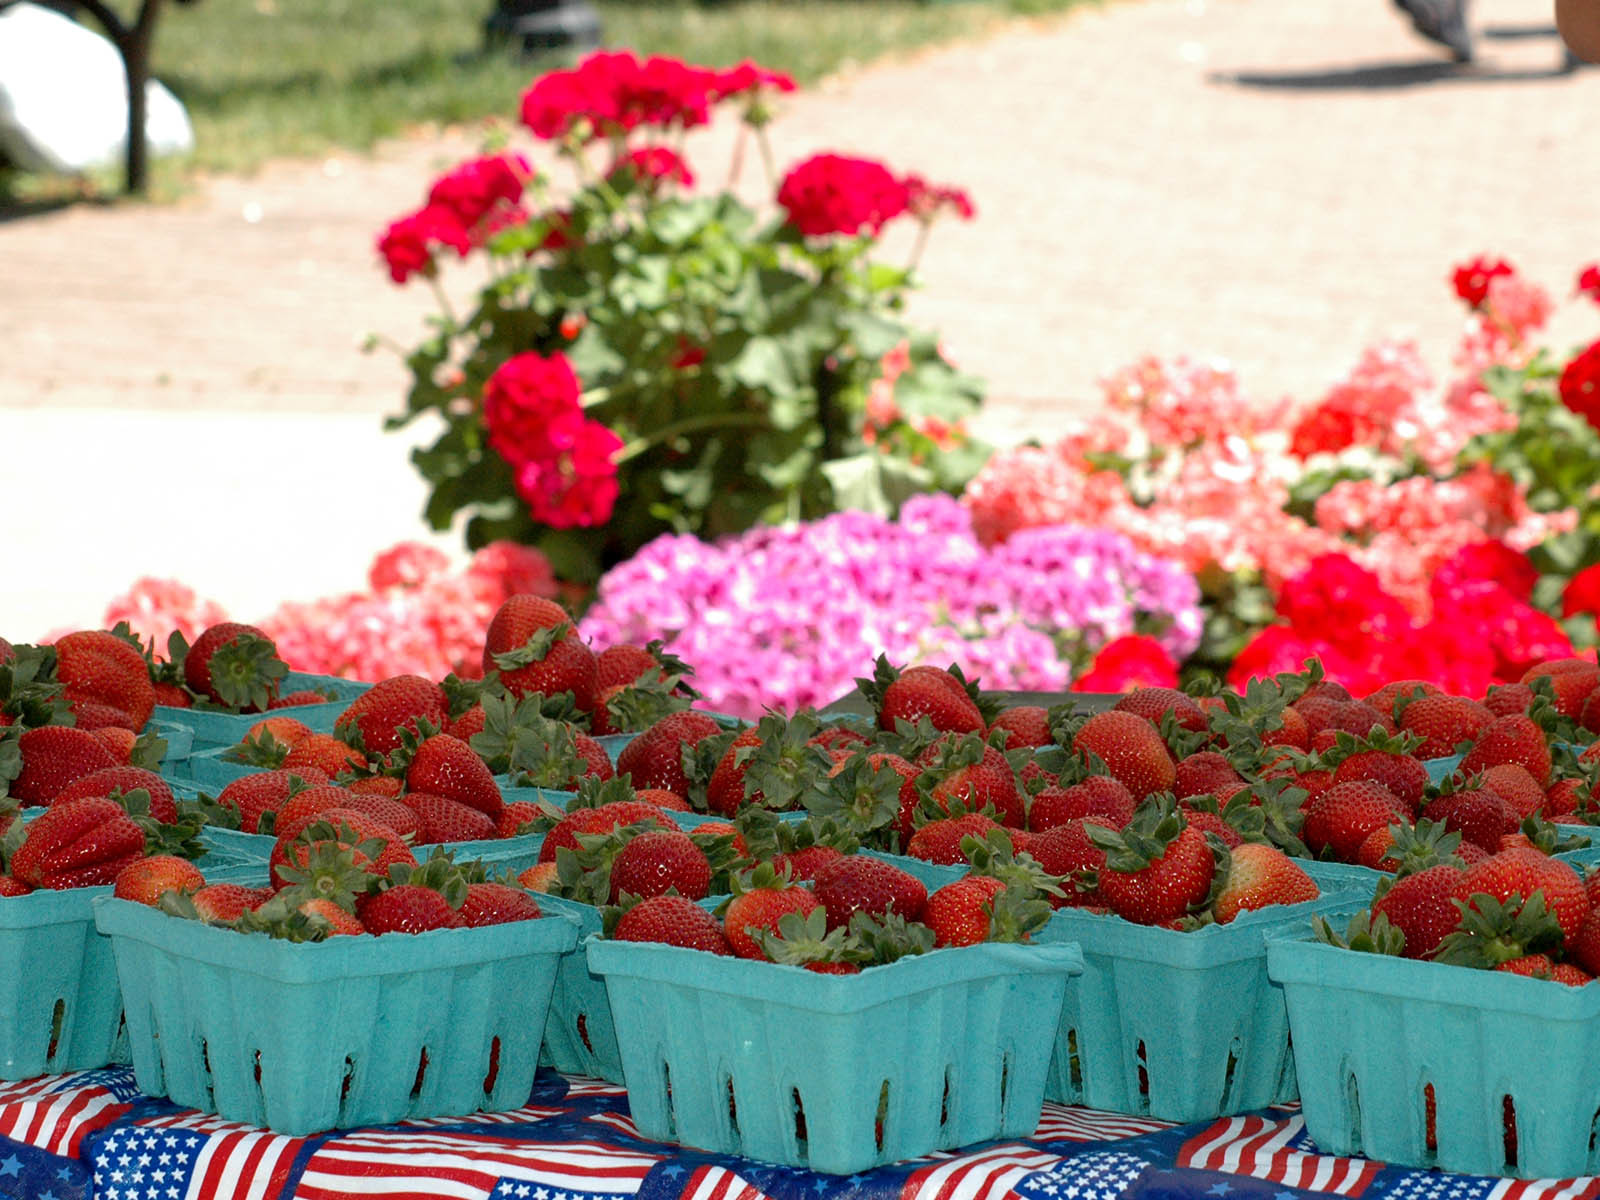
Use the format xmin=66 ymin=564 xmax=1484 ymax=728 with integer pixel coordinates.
xmin=1212 ymin=57 xmax=1578 ymax=91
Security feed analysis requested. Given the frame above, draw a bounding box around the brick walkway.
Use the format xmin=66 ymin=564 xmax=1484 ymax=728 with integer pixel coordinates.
xmin=3 ymin=0 xmax=1597 ymax=638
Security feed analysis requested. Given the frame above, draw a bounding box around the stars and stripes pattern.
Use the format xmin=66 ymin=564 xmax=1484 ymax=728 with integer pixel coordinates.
xmin=680 ymin=1163 xmax=776 ymax=1200
xmin=0 ymin=1070 xmax=134 ymax=1158
xmin=94 ymin=1112 xmax=304 ymax=1200
xmin=1385 ymin=1169 xmax=1600 ymax=1200
xmin=1179 ymin=1116 xmax=1382 ymax=1195
xmin=899 ymin=1143 xmax=1067 ymax=1200
xmin=1031 ymin=1102 xmax=1176 ymax=1145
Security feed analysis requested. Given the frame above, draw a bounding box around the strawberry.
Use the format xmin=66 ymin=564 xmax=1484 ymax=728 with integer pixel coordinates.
xmin=1521 ymin=658 xmax=1600 ymax=721
xmin=1364 ymin=680 xmax=1441 ymax=721
xmin=771 ymin=844 xmax=845 ymax=882
xmin=1301 ymin=780 xmax=1407 ymax=862
xmin=1371 ymin=862 xmax=1468 ymax=959
xmin=1567 ymin=907 xmax=1600 ymax=974
xmin=358 ymin=884 xmax=464 ymax=934
xmin=51 ymin=766 xmax=178 ymax=823
xmin=497 ymin=800 xmax=543 ymax=838
xmin=183 ymin=622 xmax=287 ymax=711
xmin=859 ymin=658 xmax=985 ymax=735
xmin=347 ymin=774 xmax=405 ymax=797
xmin=297 ymin=897 xmax=365 ymax=935
xmin=1543 ymin=778 xmax=1585 ymax=822
xmin=1070 ymin=711 xmax=1176 ymax=799
xmin=1182 ymin=807 xmax=1242 ymax=848
xmin=1294 ymin=697 xmax=1391 ymax=738
xmin=458 ymin=881 xmax=543 ymax=926
xmin=11 ymin=796 xmax=145 ymax=889
xmin=705 ymin=728 xmax=765 ymax=817
xmin=190 ymin=883 xmax=273 ymax=922
xmin=151 ymin=682 xmax=190 ymax=709
xmin=988 ymin=706 xmax=1052 ymax=749
xmin=608 ymin=829 xmax=711 ymax=902
xmin=404 ymin=733 xmax=502 ymax=818
xmin=1485 ymin=683 xmax=1536 ymax=717
xmin=332 ymin=793 xmax=423 ymax=842
xmin=1304 ymin=681 xmax=1354 ymax=702
xmin=246 ymin=716 xmax=314 ymax=748
xmin=1087 ymin=798 xmax=1214 ymax=926
xmin=0 ymin=876 xmax=32 ymax=897
xmin=482 ymin=595 xmax=599 ymax=714
xmin=1260 ymin=705 xmax=1310 ymax=751
xmin=1455 ymin=849 xmax=1589 ymax=944
xmin=1027 ymin=775 xmax=1135 ymax=832
xmin=597 ymin=644 xmax=665 ymax=691
xmin=334 ymin=674 xmax=449 ymax=757
xmin=538 ymin=800 xmax=673 ymax=863
xmin=283 ymin=733 xmax=367 ymax=780
xmin=916 ymin=738 xmax=1025 ymax=829
xmin=1420 ymin=785 xmax=1520 ymax=853
xmin=54 ymin=630 xmax=155 ymax=730
xmin=1173 ymin=752 xmax=1242 ymax=801
xmin=1460 ymin=714 xmax=1551 ymax=787
xmin=1025 ymin=819 xmax=1106 ymax=907
xmin=1479 ymin=763 xmax=1548 ymax=820
xmin=272 ymin=786 xmax=363 ymax=840
xmin=924 ymin=876 xmax=1007 ymax=946
xmin=1113 ymin=687 xmax=1208 ymax=733
xmin=518 ymin=862 xmax=559 ymax=893
xmin=10 ymin=726 xmax=119 ymax=804
xmin=216 ymin=768 xmax=328 ymax=834
xmin=447 ymin=704 xmax=487 ymax=743
xmin=270 ymin=811 xmax=417 ymax=890
xmin=1211 ymin=844 xmax=1317 ymax=923
xmin=89 ymin=726 xmax=136 ymax=762
xmin=722 ymin=880 xmax=820 ymax=959
xmin=811 ymin=855 xmax=928 ymax=928
xmin=905 ymin=812 xmax=1001 ymax=864
xmin=613 ymin=894 xmax=733 ymax=953
xmin=1398 ymin=694 xmax=1494 ymax=759
xmin=408 ymin=792 xmax=496 ymax=843
xmin=114 ymin=855 xmax=204 ymax=906
xmin=1332 ymin=747 xmax=1429 ymax=818
xmin=615 ymin=711 xmax=722 ymax=795
xmin=637 ymin=787 xmax=691 ymax=811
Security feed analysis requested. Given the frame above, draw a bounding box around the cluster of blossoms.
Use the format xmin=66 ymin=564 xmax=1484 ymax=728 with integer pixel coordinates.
xmin=773 ymin=155 xmax=972 ymax=240
xmin=578 ymin=493 xmax=1203 ymax=718
xmin=376 ymin=152 xmax=532 ymax=284
xmin=482 ymin=352 xmax=623 ymax=529
xmin=100 ymin=542 xmax=558 ymax=681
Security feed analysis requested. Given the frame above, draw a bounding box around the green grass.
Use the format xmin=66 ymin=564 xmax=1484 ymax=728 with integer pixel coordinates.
xmin=1 ymin=0 xmax=1094 ymax=199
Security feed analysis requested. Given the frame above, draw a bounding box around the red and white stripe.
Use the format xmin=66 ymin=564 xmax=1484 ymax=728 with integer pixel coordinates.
xmin=294 ymin=1131 xmax=661 ymax=1200
xmin=405 ymin=1105 xmax=572 ymax=1129
xmin=584 ymin=1111 xmax=645 ymax=1139
xmin=1179 ymin=1116 xmax=1381 ymax=1195
xmin=682 ymin=1163 xmax=774 ymax=1200
xmin=900 ymin=1143 xmax=1064 ymax=1200
xmin=562 ymin=1078 xmax=630 ymax=1098
xmin=1488 ymin=1175 xmax=1600 ymax=1200
xmin=1032 ymin=1103 xmax=1175 ymax=1144
xmin=0 ymin=1079 xmax=130 ymax=1158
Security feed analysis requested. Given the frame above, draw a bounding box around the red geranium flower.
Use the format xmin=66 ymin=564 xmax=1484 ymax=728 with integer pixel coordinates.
xmin=776 ymin=154 xmax=909 ymax=238
xmin=608 ymin=146 xmax=695 ymax=191
xmin=1071 ymin=635 xmax=1178 ymax=693
xmin=1563 ymin=563 xmax=1600 ymax=618
xmin=427 ymin=153 xmax=532 ymax=233
xmin=713 ymin=60 xmax=797 ymax=99
xmin=482 ymin=352 xmax=584 ymax=467
xmin=513 ymin=415 xmax=624 ymax=528
xmin=1577 ymin=264 xmax=1600 ymax=304
xmin=376 ymin=205 xmax=472 ymax=284
xmin=1559 ymin=339 xmax=1600 ymax=432
xmin=902 ymin=174 xmax=976 ymax=222
xmin=1451 ymin=255 xmax=1515 ymax=309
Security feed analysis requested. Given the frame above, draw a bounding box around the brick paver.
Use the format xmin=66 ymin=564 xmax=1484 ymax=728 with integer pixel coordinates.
xmin=3 ymin=0 xmax=1597 ymax=637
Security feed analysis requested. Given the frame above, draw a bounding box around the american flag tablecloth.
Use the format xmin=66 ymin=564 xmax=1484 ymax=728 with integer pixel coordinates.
xmin=0 ymin=1070 xmax=1591 ymax=1200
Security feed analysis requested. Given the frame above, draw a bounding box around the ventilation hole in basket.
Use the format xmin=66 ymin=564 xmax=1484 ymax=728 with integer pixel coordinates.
xmin=875 ymin=1081 xmax=890 ymax=1153
xmin=1135 ymin=1041 xmax=1150 ymax=1114
xmin=45 ymin=999 xmax=65 ymax=1063
xmin=660 ymin=1060 xmax=677 ymax=1140
xmin=411 ymin=1048 xmax=430 ymax=1101
xmin=1220 ymin=1042 xmax=1242 ymax=1110
xmin=940 ymin=1067 xmax=954 ymax=1129
xmin=1589 ymin=1104 xmax=1600 ymax=1155
xmin=340 ymin=1056 xmax=355 ymax=1104
xmin=725 ymin=1077 xmax=739 ymax=1136
xmin=791 ymin=1087 xmax=808 ymax=1153
xmin=578 ymin=1013 xmax=593 ymax=1055
xmin=1345 ymin=1072 xmax=1363 ymax=1157
xmin=1423 ymin=1082 xmax=1438 ymax=1159
xmin=1503 ymin=1095 xmax=1519 ymax=1172
xmin=199 ymin=1039 xmax=215 ymax=1108
xmin=1000 ymin=1053 xmax=1013 ymax=1116
xmin=483 ymin=1037 xmax=502 ymax=1096
xmin=253 ymin=1050 xmax=262 ymax=1086
xmin=1066 ymin=1029 xmax=1083 ymax=1097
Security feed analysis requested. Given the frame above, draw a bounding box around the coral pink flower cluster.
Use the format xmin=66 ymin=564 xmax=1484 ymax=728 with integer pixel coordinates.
xmin=482 ymin=351 xmax=623 ymax=528
xmin=101 ymin=542 xmax=558 ymax=682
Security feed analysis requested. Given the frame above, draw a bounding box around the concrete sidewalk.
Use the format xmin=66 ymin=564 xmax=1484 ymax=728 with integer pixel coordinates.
xmin=3 ymin=0 xmax=1598 ymax=640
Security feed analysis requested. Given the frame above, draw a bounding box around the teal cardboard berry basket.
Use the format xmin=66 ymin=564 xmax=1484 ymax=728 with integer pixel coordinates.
xmin=586 ymin=936 xmax=1084 ymax=1174
xmin=1033 ymin=889 xmax=1360 ymax=1124
xmin=1268 ymin=931 xmax=1600 ymax=1178
xmin=94 ymin=896 xmax=577 ymax=1135
xmin=150 ymin=671 xmax=368 ymax=752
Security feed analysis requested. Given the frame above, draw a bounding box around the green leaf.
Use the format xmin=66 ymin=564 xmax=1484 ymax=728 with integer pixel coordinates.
xmin=730 ymin=337 xmax=797 ymax=394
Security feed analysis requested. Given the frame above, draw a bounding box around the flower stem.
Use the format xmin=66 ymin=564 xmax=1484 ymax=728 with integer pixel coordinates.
xmin=905 ymin=220 xmax=932 ymax=275
xmin=427 ymin=276 xmax=459 ymax=332
xmin=615 ymin=410 xmax=769 ymax=463
xmin=756 ymin=127 xmax=778 ymax=189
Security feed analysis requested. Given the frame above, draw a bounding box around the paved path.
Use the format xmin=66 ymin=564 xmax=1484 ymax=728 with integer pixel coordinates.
xmin=4 ymin=0 xmax=1598 ymax=639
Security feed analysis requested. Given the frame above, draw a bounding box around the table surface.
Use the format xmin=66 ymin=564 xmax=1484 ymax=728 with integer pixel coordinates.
xmin=0 ymin=1068 xmax=1587 ymax=1200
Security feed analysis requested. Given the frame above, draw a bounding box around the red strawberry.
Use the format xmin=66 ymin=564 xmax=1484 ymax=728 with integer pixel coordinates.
xmin=283 ymin=733 xmax=368 ymax=780
xmin=705 ymin=728 xmax=764 ymax=817
xmin=245 ymin=716 xmax=315 ymax=748
xmin=89 ymin=726 xmax=136 ymax=763
xmin=114 ymin=855 xmax=204 ymax=906
xmin=1364 ymin=680 xmax=1442 ymax=721
xmin=184 ymin=622 xmax=285 ymax=711
xmin=811 ymin=855 xmax=928 ymax=928
xmin=1301 ymin=781 xmax=1407 ymax=862
xmin=1479 ymin=763 xmax=1548 ymax=820
xmin=636 ymin=787 xmax=691 ymax=812
xmin=1090 ymin=810 xmax=1214 ymax=926
xmin=1211 ymin=844 xmax=1317 ymax=923
xmin=270 ymin=810 xmax=417 ymax=889
xmin=0 ymin=876 xmax=30 ymax=897
xmin=597 ymin=644 xmax=664 ymax=691
xmin=771 ymin=844 xmax=845 ymax=882
xmin=269 ymin=690 xmax=332 ymax=709
xmin=608 ymin=829 xmax=711 ymax=903
xmin=1455 ymin=849 xmax=1589 ymax=944
xmin=10 ymin=726 xmax=119 ymax=804
xmin=1420 ymin=786 xmax=1520 ymax=853
xmin=988 ymin=706 xmax=1052 ymax=749
xmin=331 ymin=793 xmax=423 ymax=842
xmin=867 ymin=662 xmax=984 ymax=735
xmin=613 ymin=894 xmax=732 ymax=953
xmin=358 ymin=884 xmax=464 ymax=934
xmin=1485 ymin=683 xmax=1536 ymax=717
xmin=1181 ymin=807 xmax=1242 ymax=848
xmin=347 ymin=774 xmax=405 ymax=798
xmin=917 ymin=740 xmax=1025 ymax=829
xmin=1025 ymin=819 xmax=1106 ymax=907
xmin=1460 ymin=714 xmax=1551 ymax=787
xmin=1070 ymin=711 xmax=1176 ymax=799
xmin=723 ymin=884 xmax=820 ymax=959
xmin=447 ymin=705 xmax=487 ymax=743
xmin=482 ymin=595 xmax=599 ymax=714
xmin=298 ymin=897 xmax=365 ymax=935
xmin=1112 ymin=687 xmax=1208 ymax=733
xmin=191 ymin=883 xmax=273 ymax=922
xmin=905 ymin=812 xmax=1001 ymax=864
xmin=1173 ymin=752 xmax=1243 ymax=801
xmin=272 ymin=786 xmax=362 ymax=840
xmin=538 ymin=800 xmax=673 ymax=863
xmin=51 ymin=766 xmax=178 ymax=823
xmin=924 ymin=876 xmax=1007 ymax=946
xmin=151 ymin=681 xmax=190 ymax=709
xmin=1260 ymin=706 xmax=1310 ymax=751
xmin=497 ymin=800 xmax=543 ymax=838
xmin=55 ymin=630 xmax=155 ymax=730
xmin=615 ymin=711 xmax=722 ymax=796
xmin=1521 ymin=658 xmax=1600 ymax=721
xmin=1568 ymin=907 xmax=1600 ymax=974
xmin=1398 ymin=694 xmax=1494 ymax=760
xmin=216 ymin=768 xmax=329 ymax=834
xmin=518 ymin=862 xmax=559 ymax=893
xmin=334 ymin=674 xmax=449 ymax=757
xmin=11 ymin=796 xmax=145 ymax=889
xmin=1371 ymin=862 xmax=1468 ymax=959
xmin=405 ymin=733 xmax=502 ymax=818
xmin=408 ymin=792 xmax=496 ymax=843
xmin=1027 ymin=775 xmax=1135 ymax=832
xmin=459 ymin=882 xmax=543 ymax=926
